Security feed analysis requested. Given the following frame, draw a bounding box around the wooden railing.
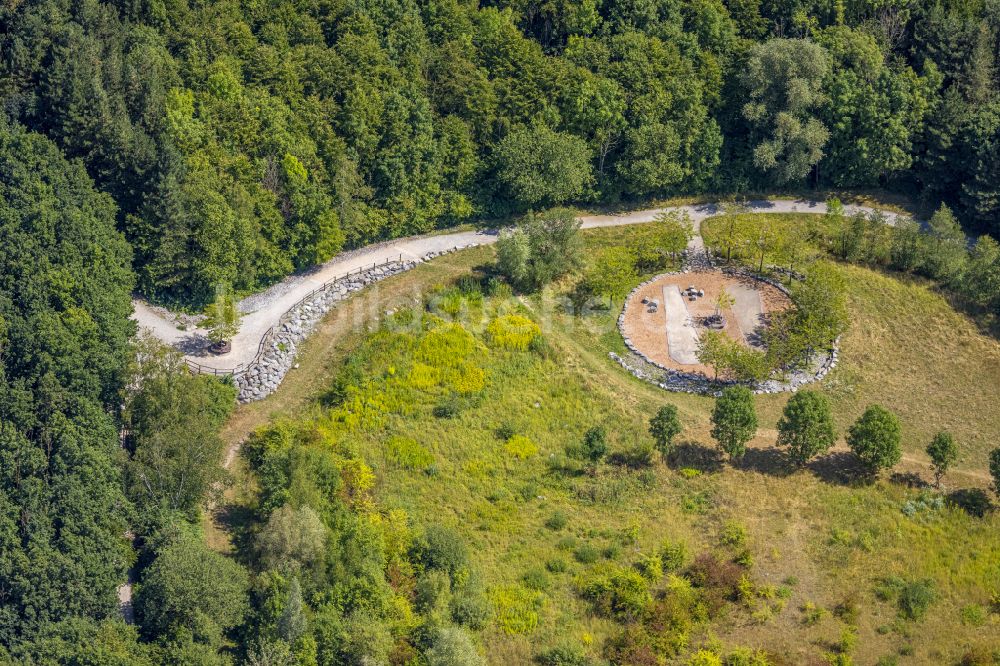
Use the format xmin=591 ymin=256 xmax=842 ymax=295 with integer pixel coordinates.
xmin=185 ymin=254 xmax=405 ymax=378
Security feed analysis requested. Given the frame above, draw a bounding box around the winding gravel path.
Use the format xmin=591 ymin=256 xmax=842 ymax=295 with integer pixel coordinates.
xmin=132 ymin=198 xmax=909 ymax=371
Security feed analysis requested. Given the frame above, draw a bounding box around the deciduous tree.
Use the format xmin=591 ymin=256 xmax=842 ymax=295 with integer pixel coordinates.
xmin=135 ymin=527 xmax=249 ymax=646
xmin=711 ymin=387 xmax=758 ymax=462
xmin=494 ymin=124 xmax=594 ymax=210
xmin=495 ymin=209 xmax=583 ymax=291
xmin=589 ymin=248 xmax=639 ymax=304
xmin=990 ymin=448 xmax=1000 ymax=498
xmin=649 ymin=405 xmax=683 ymax=461
xmin=741 ymin=39 xmax=831 ymax=185
xmin=847 ymin=405 xmax=902 ymax=477
xmin=777 ymin=390 xmax=836 ymax=466
xmin=926 ymin=432 xmax=958 ymax=488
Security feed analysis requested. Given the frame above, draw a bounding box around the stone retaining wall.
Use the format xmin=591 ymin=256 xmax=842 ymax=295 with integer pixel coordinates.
xmin=232 ymin=242 xmax=484 ymax=403
xmin=234 ymin=260 xmax=414 ymax=402
xmin=615 ymin=266 xmax=839 ymax=395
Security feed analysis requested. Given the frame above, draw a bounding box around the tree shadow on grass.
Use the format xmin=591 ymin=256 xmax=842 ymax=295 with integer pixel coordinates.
xmin=890 ymin=471 xmax=929 ymax=489
xmin=947 ymin=488 xmax=993 ymax=518
xmin=668 ymin=441 xmax=724 ymax=474
xmin=211 ymin=503 xmax=258 ymax=565
xmin=807 ymin=451 xmax=873 ymax=487
xmin=738 ymin=447 xmax=792 ymax=477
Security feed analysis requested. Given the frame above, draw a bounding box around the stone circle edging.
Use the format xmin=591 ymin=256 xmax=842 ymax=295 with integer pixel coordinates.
xmin=614 ymin=265 xmax=840 ymax=396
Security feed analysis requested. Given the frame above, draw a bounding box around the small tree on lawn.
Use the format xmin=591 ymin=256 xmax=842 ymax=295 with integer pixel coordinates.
xmin=847 ymin=405 xmax=901 ymax=477
xmin=776 ymin=390 xmax=836 ymax=467
xmin=582 ymin=426 xmax=608 ymax=464
xmin=649 ymin=405 xmax=683 ymax=462
xmin=711 ymin=386 xmax=758 ymax=462
xmin=203 ymin=285 xmax=241 ymax=346
xmin=925 ymin=432 xmax=958 ymax=489
xmin=989 ymin=448 xmax=1000 ymax=498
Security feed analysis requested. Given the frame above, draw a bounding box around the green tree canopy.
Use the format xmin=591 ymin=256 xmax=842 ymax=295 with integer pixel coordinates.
xmin=847 ymin=405 xmax=902 ymax=477
xmin=711 ymin=386 xmax=758 ymax=462
xmin=776 ymin=390 xmax=837 ymax=466
xmin=925 ymin=432 xmax=958 ymax=488
xmin=202 ymin=287 xmax=242 ymax=345
xmin=990 ymin=448 xmax=1000 ymax=498
xmin=135 ymin=527 xmax=250 ymax=646
xmin=495 ymin=208 xmax=583 ymax=291
xmin=124 ymin=340 xmax=235 ymax=528
xmin=0 ymin=121 xmax=135 ymax=646
xmin=740 ymin=39 xmax=831 ymax=185
xmin=588 ymin=248 xmax=639 ymax=304
xmin=494 ymin=124 xmax=594 ymax=210
xmin=789 ymin=262 xmax=849 ymax=351
xmin=649 ymin=405 xmax=683 ymax=461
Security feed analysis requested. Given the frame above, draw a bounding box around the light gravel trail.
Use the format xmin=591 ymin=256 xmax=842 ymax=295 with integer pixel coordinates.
xmin=132 ymin=198 xmax=909 ymax=371
xmin=662 ymin=285 xmax=700 ymax=364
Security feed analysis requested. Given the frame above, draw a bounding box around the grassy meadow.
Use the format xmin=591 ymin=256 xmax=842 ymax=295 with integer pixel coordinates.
xmin=217 ymin=224 xmax=1000 ymax=665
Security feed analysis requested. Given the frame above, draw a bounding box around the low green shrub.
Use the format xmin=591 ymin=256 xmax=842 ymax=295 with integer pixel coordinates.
xmin=434 ymin=397 xmax=462 ymax=419
xmin=876 ymin=577 xmax=936 ymax=620
xmin=415 ymin=570 xmax=452 ymax=614
xmin=495 ymin=421 xmax=516 ymax=441
xmin=545 ymin=511 xmax=568 ymax=531
xmin=486 ymin=314 xmax=542 ymax=351
xmin=412 ymin=524 xmax=469 ymax=579
xmin=719 ymin=521 xmax=748 ymax=550
xmin=897 ymin=579 xmax=935 ymax=620
xmin=801 ymin=601 xmax=828 ymax=626
xmin=574 ymin=543 xmax=600 ymax=564
xmin=487 ymin=278 xmax=514 ymax=299
xmin=545 ymin=557 xmax=568 ymax=573
xmin=635 ymin=553 xmax=663 ymax=581
xmin=688 ymin=649 xmax=723 ymax=665
xmin=834 ymin=595 xmax=860 ymax=625
xmin=522 ymin=568 xmax=550 ymax=591
xmin=960 ymin=604 xmax=987 ymax=627
xmin=536 ymin=644 xmax=592 ymax=666
xmin=660 ymin=540 xmax=687 ymax=571
xmin=425 ymin=626 xmax=483 ymax=666
xmin=959 ymin=647 xmax=1000 ymax=666
xmin=724 ymin=647 xmax=772 ymax=665
xmin=451 ymin=587 xmax=492 ymax=629
xmin=506 ymin=434 xmax=539 ymax=459
xmin=528 ymin=334 xmax=553 ymax=358
xmin=491 ymin=584 xmax=541 ymax=635
xmin=387 ymin=436 xmax=434 ymax=470
xmin=580 ymin=565 xmax=652 ymax=620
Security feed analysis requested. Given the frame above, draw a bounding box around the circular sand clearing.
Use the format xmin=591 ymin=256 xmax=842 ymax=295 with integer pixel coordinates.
xmin=621 ymin=272 xmax=792 ymax=376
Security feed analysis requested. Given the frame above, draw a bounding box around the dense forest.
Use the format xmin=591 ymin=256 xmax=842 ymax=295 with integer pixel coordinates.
xmin=2 ymin=0 xmax=999 ymax=304
xmin=1 ymin=0 xmax=1000 ymax=663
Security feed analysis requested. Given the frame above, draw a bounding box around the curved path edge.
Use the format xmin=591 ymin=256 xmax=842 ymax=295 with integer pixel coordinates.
xmin=131 ymin=198 xmax=909 ymax=399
